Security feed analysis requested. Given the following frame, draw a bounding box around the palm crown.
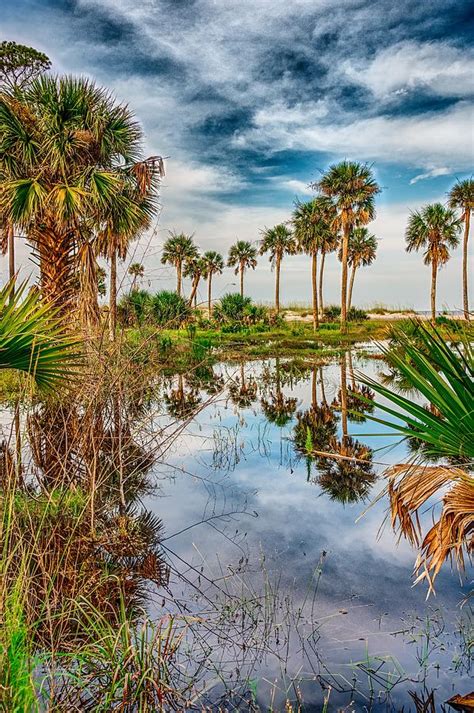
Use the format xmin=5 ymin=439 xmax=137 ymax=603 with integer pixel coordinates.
xmin=162 ymin=233 xmax=198 ymax=267
xmin=448 ymin=178 xmax=474 ymax=213
xmin=346 ymin=228 xmax=377 ymax=268
xmin=202 ymin=251 xmax=224 ymax=278
xmin=227 ymin=240 xmax=257 ymax=272
xmin=406 ymin=203 xmax=460 ymax=266
xmin=292 ymin=199 xmax=331 ymax=253
xmin=259 ymin=224 xmax=296 ymax=264
xmin=316 ymin=161 xmax=379 ymax=225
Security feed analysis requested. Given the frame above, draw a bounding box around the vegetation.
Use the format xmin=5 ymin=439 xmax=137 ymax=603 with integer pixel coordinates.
xmin=201 ymin=250 xmax=224 ymax=315
xmin=161 ymin=232 xmax=197 ymax=298
xmin=227 ymin=240 xmax=258 ymax=297
xmin=405 ymin=203 xmax=461 ymax=322
xmin=448 ymin=178 xmax=474 ymax=320
xmin=259 ymin=223 xmax=296 ymax=313
xmin=359 ymin=323 xmax=473 ymax=591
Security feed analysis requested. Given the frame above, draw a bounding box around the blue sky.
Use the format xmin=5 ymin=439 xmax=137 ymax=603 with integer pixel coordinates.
xmin=3 ymin=0 xmax=474 ymax=308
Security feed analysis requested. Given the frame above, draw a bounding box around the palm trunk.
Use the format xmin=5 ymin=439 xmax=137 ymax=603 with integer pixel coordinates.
xmin=318 ymin=251 xmax=325 ymax=318
xmin=340 ymin=352 xmax=348 ymax=444
xmin=177 ymin=262 xmax=182 ymax=297
xmin=319 ymin=367 xmax=327 ymax=405
xmin=463 ymin=209 xmax=470 ymax=320
xmin=275 ymin=254 xmax=281 ymax=313
xmin=340 ymin=218 xmax=350 ymax=334
xmin=311 ymin=366 xmax=317 ymax=409
xmin=347 ymin=264 xmax=357 ymax=312
xmin=311 ymin=251 xmax=319 ymax=331
xmin=188 ymin=275 xmax=200 ymax=307
xmin=8 ymin=224 xmax=15 ymax=304
xmin=208 ymin=274 xmax=212 ymax=315
xmin=109 ymin=248 xmax=117 ymax=341
xmin=431 ymin=259 xmax=437 ymax=323
xmin=240 ymin=264 xmax=244 ymax=298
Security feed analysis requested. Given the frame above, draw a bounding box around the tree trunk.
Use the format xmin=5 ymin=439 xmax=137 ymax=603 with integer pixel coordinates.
xmin=318 ymin=251 xmax=325 ymax=318
xmin=340 ymin=352 xmax=348 ymax=444
xmin=340 ymin=218 xmax=350 ymax=334
xmin=188 ymin=275 xmax=200 ymax=307
xmin=431 ymin=259 xmax=437 ymax=323
xmin=275 ymin=254 xmax=281 ymax=313
xmin=311 ymin=366 xmax=317 ymax=409
xmin=208 ymin=273 xmax=212 ymax=316
xmin=177 ymin=261 xmax=182 ymax=297
xmin=347 ymin=264 xmax=357 ymax=312
xmin=34 ymin=219 xmax=75 ymax=312
xmin=109 ymin=248 xmax=117 ymax=342
xmin=240 ymin=264 xmax=244 ymax=297
xmin=311 ymin=251 xmax=319 ymax=331
xmin=8 ymin=224 xmax=15 ymax=304
xmin=463 ymin=209 xmax=470 ymax=320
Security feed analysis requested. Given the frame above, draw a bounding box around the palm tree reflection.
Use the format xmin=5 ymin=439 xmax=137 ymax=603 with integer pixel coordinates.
xmin=261 ymin=358 xmax=298 ymax=427
xmin=228 ymin=361 xmax=258 ymax=409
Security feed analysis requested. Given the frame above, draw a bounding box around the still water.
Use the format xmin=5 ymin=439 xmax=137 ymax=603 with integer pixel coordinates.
xmin=147 ymin=351 xmax=472 ymax=711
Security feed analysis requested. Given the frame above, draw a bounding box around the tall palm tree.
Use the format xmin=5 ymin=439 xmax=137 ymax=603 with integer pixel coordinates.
xmin=129 ymin=262 xmax=145 ymax=291
xmin=406 ymin=204 xmax=461 ymax=322
xmin=317 ymin=161 xmax=380 ymax=333
xmin=1 ymin=76 xmax=161 ymax=318
xmin=183 ymin=254 xmax=204 ymax=307
xmin=344 ymin=227 xmax=377 ymax=310
xmin=448 ymin=178 xmax=474 ymax=320
xmin=259 ymin=224 xmax=296 ymax=313
xmin=161 ymin=232 xmax=198 ymax=297
xmin=318 ymin=211 xmax=339 ymax=317
xmin=292 ymin=198 xmax=331 ymax=330
xmin=202 ymin=250 xmax=224 ymax=315
xmin=227 ymin=240 xmax=257 ymax=297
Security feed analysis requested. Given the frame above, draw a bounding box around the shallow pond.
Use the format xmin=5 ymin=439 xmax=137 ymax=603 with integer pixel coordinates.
xmin=147 ymin=350 xmax=472 ymax=711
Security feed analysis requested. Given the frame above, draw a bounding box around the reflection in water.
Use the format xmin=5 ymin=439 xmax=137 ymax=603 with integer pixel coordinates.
xmin=164 ymin=372 xmax=202 ymax=419
xmin=228 ymin=361 xmax=258 ymax=408
xmin=291 ymin=357 xmax=376 ymax=504
xmin=260 ymin=358 xmax=298 ymax=427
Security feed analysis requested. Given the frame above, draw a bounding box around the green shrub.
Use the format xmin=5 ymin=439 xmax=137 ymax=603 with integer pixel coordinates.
xmin=323 ymin=305 xmax=368 ymax=322
xmin=118 ymin=290 xmax=151 ymax=326
xmin=214 ymin=293 xmax=252 ymax=323
xmin=150 ymin=291 xmax=190 ymax=327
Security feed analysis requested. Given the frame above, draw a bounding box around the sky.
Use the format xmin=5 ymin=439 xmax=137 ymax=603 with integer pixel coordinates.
xmin=3 ymin=0 xmax=474 ymax=309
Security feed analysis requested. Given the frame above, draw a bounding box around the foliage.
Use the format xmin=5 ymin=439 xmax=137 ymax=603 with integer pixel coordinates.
xmin=150 ymin=290 xmax=190 ymax=327
xmin=359 ymin=322 xmax=473 ymax=588
xmin=227 ymin=240 xmax=258 ymax=274
xmin=0 ymin=41 xmax=51 ymax=91
xmin=344 ymin=227 xmax=377 ymax=268
xmin=323 ymin=305 xmax=368 ymax=322
xmin=0 ymin=281 xmax=80 ymax=391
xmin=213 ymin=293 xmax=266 ymax=326
xmin=118 ymin=289 xmax=151 ymax=326
xmin=259 ymin=223 xmax=296 ymax=264
xmin=406 ymin=204 xmax=461 ymax=266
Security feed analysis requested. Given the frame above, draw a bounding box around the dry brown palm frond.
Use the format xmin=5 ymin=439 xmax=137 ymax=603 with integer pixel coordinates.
xmin=386 ymin=463 xmax=473 ymax=593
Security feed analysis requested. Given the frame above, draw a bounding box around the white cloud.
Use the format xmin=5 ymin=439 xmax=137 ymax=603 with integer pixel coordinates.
xmin=409 ymin=167 xmax=451 ymax=184
xmin=343 ymin=41 xmax=474 ymax=99
xmin=236 ymin=101 xmax=474 ymax=170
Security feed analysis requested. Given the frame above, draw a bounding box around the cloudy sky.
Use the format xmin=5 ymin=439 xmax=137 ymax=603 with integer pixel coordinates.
xmin=3 ymin=0 xmax=474 ymax=308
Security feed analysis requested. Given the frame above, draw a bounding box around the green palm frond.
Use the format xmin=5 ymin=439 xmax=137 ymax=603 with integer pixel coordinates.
xmin=0 ymin=280 xmax=81 ymax=391
xmin=358 ymin=323 xmax=474 ymax=461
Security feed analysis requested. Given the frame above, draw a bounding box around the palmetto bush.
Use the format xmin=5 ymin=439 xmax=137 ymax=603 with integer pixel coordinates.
xmin=149 ymin=290 xmax=190 ymax=327
xmin=213 ymin=293 xmax=265 ymax=325
xmin=359 ymin=322 xmax=473 ymax=591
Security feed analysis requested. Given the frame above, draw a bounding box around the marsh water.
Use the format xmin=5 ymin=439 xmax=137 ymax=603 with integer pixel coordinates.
xmin=4 ymin=348 xmax=471 ymax=711
xmin=147 ymin=350 xmax=471 ymax=710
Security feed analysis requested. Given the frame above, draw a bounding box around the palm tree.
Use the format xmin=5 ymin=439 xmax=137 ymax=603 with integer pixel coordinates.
xmin=406 ymin=204 xmax=461 ymax=322
xmin=448 ymin=178 xmax=474 ymax=320
xmin=129 ymin=262 xmax=145 ymax=291
xmin=317 ymin=162 xmax=380 ymax=333
xmin=202 ymin=251 xmax=224 ymax=315
xmin=161 ymin=232 xmax=198 ymax=297
xmin=259 ymin=224 xmax=296 ymax=313
xmin=344 ymin=228 xmax=377 ymax=310
xmin=260 ymin=358 xmax=298 ymax=427
xmin=227 ymin=240 xmax=257 ymax=297
xmin=292 ymin=198 xmax=331 ymax=330
xmin=318 ymin=212 xmax=339 ymax=317
xmin=183 ymin=254 xmax=204 ymax=307
xmin=1 ymin=76 xmax=162 ymax=318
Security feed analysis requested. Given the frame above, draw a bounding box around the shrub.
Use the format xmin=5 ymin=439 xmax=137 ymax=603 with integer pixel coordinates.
xmin=149 ymin=291 xmax=190 ymax=327
xmin=214 ymin=293 xmax=252 ymax=323
xmin=323 ymin=305 xmax=368 ymax=322
xmin=118 ymin=290 xmax=151 ymax=326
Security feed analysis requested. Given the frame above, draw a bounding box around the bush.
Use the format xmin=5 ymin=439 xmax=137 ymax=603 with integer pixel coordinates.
xmin=149 ymin=291 xmax=190 ymax=327
xmin=214 ymin=293 xmax=252 ymax=323
xmin=118 ymin=289 xmax=151 ymax=326
xmin=324 ymin=305 xmax=368 ymax=322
